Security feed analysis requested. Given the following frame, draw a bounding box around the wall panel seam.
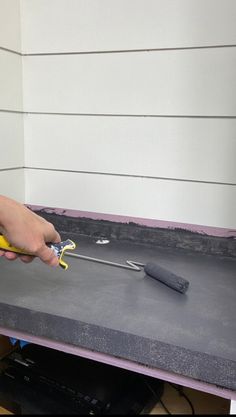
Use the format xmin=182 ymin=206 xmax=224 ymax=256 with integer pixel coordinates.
xmin=0 ymin=167 xmax=24 ymax=172
xmin=22 ymin=44 xmax=236 ymax=56
xmin=1 ymin=110 xmax=236 ymax=119
xmin=0 ymin=109 xmax=23 ymax=114
xmin=24 ymin=167 xmax=236 ymax=187
xmin=2 ymin=44 xmax=236 ymax=57
xmin=0 ymin=46 xmax=21 ymax=56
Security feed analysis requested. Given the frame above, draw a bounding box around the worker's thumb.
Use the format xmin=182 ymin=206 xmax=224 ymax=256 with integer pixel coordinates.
xmin=37 ymin=244 xmax=59 ymax=267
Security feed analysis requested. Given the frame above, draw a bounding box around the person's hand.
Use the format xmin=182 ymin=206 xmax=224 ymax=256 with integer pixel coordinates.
xmin=0 ymin=195 xmax=61 ymax=266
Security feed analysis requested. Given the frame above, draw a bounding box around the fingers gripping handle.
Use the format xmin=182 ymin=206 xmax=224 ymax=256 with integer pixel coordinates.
xmin=49 ymin=239 xmax=76 ymax=270
xmin=0 ymin=235 xmax=76 ymax=270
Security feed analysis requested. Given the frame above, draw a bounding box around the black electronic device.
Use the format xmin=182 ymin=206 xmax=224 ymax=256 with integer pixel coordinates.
xmin=0 ymin=343 xmax=164 ymax=414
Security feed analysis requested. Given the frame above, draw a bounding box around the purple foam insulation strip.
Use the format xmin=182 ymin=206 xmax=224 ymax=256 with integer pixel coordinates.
xmin=0 ymin=326 xmax=235 ymax=401
xmin=27 ymin=205 xmax=236 ymax=238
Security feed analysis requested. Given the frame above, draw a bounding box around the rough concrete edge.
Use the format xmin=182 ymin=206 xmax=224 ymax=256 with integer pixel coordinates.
xmin=29 ymin=207 xmax=236 ymax=258
xmin=0 ymin=302 xmax=236 ymax=392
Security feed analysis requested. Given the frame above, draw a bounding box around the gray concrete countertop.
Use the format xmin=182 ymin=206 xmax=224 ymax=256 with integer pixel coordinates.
xmin=0 ymin=235 xmax=236 ymax=391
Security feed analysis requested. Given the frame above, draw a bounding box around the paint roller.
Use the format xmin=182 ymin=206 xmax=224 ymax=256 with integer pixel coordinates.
xmin=143 ymin=262 xmax=189 ymax=294
xmin=65 ymin=252 xmax=190 ymax=294
xmin=0 ymin=234 xmax=189 ymax=293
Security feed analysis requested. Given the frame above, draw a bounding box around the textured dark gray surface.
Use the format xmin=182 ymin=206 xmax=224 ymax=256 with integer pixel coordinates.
xmin=0 ymin=235 xmax=236 ymax=390
xmin=36 ymin=210 xmax=236 ymax=258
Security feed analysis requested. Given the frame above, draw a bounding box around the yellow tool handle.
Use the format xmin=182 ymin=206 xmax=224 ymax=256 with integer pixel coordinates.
xmin=0 ymin=235 xmax=76 ymax=270
xmin=0 ymin=235 xmax=28 ymax=254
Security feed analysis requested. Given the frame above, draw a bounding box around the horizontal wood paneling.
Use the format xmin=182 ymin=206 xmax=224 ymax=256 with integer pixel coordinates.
xmin=0 ymin=0 xmax=21 ymax=52
xmin=25 ymin=169 xmax=236 ymax=229
xmin=0 ymin=50 xmax=22 ymax=111
xmin=24 ymin=114 xmax=236 ymax=185
xmin=21 ymin=0 xmax=236 ymax=53
xmin=23 ymin=47 xmax=236 ymax=116
xmin=0 ymin=1 xmax=24 ymax=202
xmin=21 ymin=1 xmax=236 ymax=230
xmin=0 ymin=112 xmax=24 ymax=169
xmin=0 ymin=169 xmax=25 ymax=202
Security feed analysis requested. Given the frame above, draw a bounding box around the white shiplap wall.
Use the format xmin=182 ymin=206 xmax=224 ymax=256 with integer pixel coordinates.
xmin=22 ymin=48 xmax=236 ymax=116
xmin=0 ymin=49 xmax=23 ymax=111
xmin=0 ymin=0 xmax=24 ymax=202
xmin=21 ymin=0 xmax=236 ymax=53
xmin=21 ymin=0 xmax=236 ymax=229
xmin=0 ymin=0 xmax=22 ymax=52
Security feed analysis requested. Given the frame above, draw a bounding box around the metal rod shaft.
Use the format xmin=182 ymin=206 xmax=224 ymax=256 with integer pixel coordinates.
xmin=65 ymin=251 xmax=144 ymax=271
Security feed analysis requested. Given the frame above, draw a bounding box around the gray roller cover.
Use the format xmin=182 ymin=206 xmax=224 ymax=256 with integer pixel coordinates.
xmin=144 ymin=262 xmax=189 ymax=294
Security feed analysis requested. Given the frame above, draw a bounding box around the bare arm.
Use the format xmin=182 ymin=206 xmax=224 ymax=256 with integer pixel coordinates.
xmin=0 ymin=195 xmax=61 ymax=266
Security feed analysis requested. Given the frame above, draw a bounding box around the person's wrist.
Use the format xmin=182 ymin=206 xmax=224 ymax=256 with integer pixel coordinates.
xmin=0 ymin=195 xmax=8 ymax=229
xmin=0 ymin=195 xmax=18 ymax=230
